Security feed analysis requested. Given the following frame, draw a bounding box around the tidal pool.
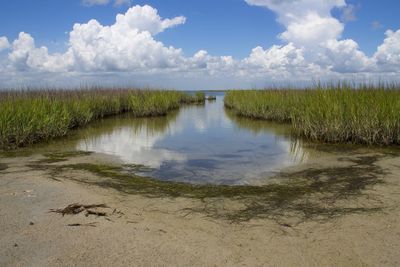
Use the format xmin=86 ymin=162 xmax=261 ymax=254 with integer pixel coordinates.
xmin=3 ymin=92 xmax=400 ymax=224
xmin=24 ymin=93 xmax=316 ymax=185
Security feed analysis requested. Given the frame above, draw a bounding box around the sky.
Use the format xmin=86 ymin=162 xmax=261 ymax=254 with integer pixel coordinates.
xmin=0 ymin=0 xmax=399 ymax=89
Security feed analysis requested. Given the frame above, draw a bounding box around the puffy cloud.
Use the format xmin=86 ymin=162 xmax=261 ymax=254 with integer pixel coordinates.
xmin=245 ymin=44 xmax=305 ymax=71
xmin=374 ymin=29 xmax=400 ymax=72
xmin=67 ymin=16 xmax=184 ymax=71
xmin=243 ymin=0 xmax=378 ymax=76
xmin=0 ymin=2 xmax=399 ymax=89
xmin=187 ymin=50 xmax=236 ymax=75
xmin=5 ymin=5 xmax=186 ymax=73
xmin=241 ymin=44 xmax=328 ymax=81
xmin=279 ymin=13 xmax=343 ymax=46
xmin=245 ymin=0 xmax=346 ymax=46
xmin=66 ymin=5 xmax=187 ymax=72
xmin=0 ymin=37 xmax=10 ymax=51
xmin=320 ymin=39 xmax=372 ymax=73
xmin=9 ymin=32 xmax=38 ymax=70
xmin=8 ymin=32 xmax=73 ymax=72
xmin=114 ymin=5 xmax=186 ymax=35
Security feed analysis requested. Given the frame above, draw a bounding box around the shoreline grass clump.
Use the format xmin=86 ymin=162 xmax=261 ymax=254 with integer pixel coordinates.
xmin=206 ymin=95 xmax=217 ymax=101
xmin=0 ymin=89 xmax=203 ymax=149
xmin=180 ymin=91 xmax=206 ymax=104
xmin=225 ymin=83 xmax=400 ymax=145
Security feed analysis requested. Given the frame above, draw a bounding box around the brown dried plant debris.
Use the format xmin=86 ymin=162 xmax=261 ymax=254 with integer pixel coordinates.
xmin=50 ymin=203 xmax=110 ymax=217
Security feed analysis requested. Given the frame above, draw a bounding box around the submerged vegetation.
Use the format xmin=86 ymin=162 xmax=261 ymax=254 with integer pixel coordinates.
xmin=225 ymin=84 xmax=400 ymax=145
xmin=0 ymin=89 xmax=204 ymax=149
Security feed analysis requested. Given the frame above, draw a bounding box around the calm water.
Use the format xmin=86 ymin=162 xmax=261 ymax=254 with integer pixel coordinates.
xmin=40 ymin=93 xmax=313 ymax=185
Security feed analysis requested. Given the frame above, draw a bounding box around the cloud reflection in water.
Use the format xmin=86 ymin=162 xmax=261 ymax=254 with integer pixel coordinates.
xmin=76 ymin=94 xmax=309 ymax=185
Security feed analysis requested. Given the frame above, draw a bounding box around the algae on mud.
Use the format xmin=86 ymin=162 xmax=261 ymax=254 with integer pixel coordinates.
xmin=0 ymin=163 xmax=7 ymax=171
xmin=27 ymin=152 xmax=386 ymax=224
xmin=36 ymin=151 xmax=94 ymax=164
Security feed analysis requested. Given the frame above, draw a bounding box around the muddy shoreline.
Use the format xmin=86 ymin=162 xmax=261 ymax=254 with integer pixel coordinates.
xmin=1 ymin=150 xmax=400 ymax=266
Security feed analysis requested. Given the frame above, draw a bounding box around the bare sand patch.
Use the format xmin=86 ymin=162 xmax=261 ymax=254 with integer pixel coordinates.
xmin=1 ymin=151 xmax=400 ymax=267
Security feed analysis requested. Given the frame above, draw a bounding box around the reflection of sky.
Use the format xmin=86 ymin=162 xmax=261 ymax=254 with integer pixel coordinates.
xmin=77 ymin=126 xmax=186 ymax=168
xmin=76 ymin=93 xmax=308 ymax=185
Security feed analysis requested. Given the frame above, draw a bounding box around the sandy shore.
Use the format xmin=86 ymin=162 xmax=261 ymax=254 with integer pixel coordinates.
xmin=1 ymin=151 xmax=400 ymax=267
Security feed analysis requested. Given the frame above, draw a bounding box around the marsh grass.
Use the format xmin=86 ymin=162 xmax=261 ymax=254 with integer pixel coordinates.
xmin=225 ymin=83 xmax=400 ymax=145
xmin=0 ymin=89 xmax=202 ymax=149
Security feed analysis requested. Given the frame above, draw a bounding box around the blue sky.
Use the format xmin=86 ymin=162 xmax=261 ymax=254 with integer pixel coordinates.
xmin=0 ymin=0 xmax=399 ymax=89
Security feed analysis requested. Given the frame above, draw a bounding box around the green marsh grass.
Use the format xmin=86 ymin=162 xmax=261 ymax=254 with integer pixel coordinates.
xmin=0 ymin=89 xmax=203 ymax=149
xmin=180 ymin=91 xmax=206 ymax=104
xmin=225 ymin=84 xmax=400 ymax=145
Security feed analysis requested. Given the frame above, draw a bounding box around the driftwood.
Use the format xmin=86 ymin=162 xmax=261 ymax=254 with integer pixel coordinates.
xmin=50 ymin=203 xmax=110 ymax=217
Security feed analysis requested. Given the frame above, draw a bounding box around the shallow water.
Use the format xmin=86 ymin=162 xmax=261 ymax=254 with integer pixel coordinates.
xmin=15 ymin=93 xmax=324 ymax=185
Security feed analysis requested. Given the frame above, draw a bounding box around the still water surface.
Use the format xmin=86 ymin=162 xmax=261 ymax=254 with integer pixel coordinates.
xmin=71 ymin=93 xmax=310 ymax=185
xmin=39 ymin=93 xmax=313 ymax=185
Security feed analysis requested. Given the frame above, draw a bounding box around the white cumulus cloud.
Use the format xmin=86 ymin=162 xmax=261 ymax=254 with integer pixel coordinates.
xmin=245 ymin=44 xmax=305 ymax=71
xmin=243 ymin=0 xmax=379 ymax=74
xmin=279 ymin=13 xmax=344 ymax=46
xmin=9 ymin=32 xmax=73 ymax=72
xmin=0 ymin=2 xmax=399 ymax=89
xmin=245 ymin=0 xmax=346 ymax=46
xmin=374 ymin=29 xmax=400 ymax=72
xmin=5 ymin=5 xmax=187 ymax=73
xmin=320 ymin=39 xmax=372 ymax=73
xmin=115 ymin=5 xmax=186 ymax=35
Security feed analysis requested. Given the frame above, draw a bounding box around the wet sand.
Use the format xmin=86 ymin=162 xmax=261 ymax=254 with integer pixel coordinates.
xmin=1 ymin=151 xmax=400 ymax=267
